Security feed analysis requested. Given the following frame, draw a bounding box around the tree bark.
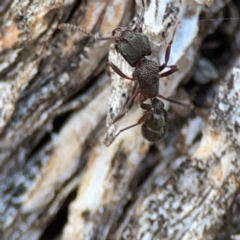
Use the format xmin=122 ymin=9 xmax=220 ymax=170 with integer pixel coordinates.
xmin=0 ymin=0 xmax=240 ymax=239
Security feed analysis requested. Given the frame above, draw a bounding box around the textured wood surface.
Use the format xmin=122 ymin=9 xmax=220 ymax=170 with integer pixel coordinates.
xmin=0 ymin=0 xmax=240 ymax=239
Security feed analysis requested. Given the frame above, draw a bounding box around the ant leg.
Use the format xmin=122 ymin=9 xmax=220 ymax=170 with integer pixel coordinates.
xmin=108 ymin=62 xmax=134 ymax=80
xmin=154 ymin=93 xmax=195 ymax=110
xmin=58 ymin=24 xmax=118 ymax=41
xmin=159 ymin=22 xmax=179 ymax=72
xmin=159 ymin=66 xmax=178 ymax=78
xmin=112 ymin=89 xmax=141 ymax=124
xmin=140 ymin=101 xmax=153 ymax=111
xmin=113 ymin=112 xmax=152 ymax=140
xmin=133 ymin=0 xmax=145 ymax=32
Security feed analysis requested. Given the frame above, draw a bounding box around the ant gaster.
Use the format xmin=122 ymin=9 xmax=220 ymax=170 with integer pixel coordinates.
xmin=141 ymin=99 xmax=168 ymax=141
xmin=112 ymin=98 xmax=168 ymax=142
xmin=59 ymin=0 xmax=194 ymax=144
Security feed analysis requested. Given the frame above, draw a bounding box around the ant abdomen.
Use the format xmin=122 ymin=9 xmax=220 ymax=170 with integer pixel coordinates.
xmin=141 ymin=99 xmax=168 ymax=142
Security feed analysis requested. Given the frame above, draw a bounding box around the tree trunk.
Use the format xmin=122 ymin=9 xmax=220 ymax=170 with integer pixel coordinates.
xmin=0 ymin=0 xmax=240 ymax=239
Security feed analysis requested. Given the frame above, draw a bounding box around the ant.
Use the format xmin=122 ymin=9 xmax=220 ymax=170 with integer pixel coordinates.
xmin=59 ymin=0 xmax=194 ymax=145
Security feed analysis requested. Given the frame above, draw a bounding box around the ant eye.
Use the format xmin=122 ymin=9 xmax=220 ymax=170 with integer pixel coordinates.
xmin=122 ymin=52 xmax=127 ymax=57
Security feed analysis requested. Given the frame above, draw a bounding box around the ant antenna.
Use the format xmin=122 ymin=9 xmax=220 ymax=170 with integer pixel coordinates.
xmin=199 ymin=17 xmax=240 ymax=22
xmin=58 ymin=23 xmax=117 ymax=41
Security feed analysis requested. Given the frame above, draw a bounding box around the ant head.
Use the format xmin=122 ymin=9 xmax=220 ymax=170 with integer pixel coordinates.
xmin=112 ymin=27 xmax=133 ymax=42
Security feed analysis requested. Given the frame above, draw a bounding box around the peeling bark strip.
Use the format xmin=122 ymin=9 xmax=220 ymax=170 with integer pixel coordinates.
xmin=0 ymin=0 xmax=63 ymax=132
xmin=0 ymin=0 xmax=240 ymax=239
xmin=0 ymin=0 xmax=128 ymax=239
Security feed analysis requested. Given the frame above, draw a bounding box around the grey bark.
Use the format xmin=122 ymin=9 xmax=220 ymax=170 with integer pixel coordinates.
xmin=0 ymin=0 xmax=240 ymax=240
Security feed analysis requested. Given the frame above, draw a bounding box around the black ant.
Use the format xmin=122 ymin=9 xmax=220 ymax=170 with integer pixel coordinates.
xmin=59 ymin=0 xmax=194 ymax=145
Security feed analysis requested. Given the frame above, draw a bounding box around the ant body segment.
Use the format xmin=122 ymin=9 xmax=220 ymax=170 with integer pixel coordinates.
xmin=113 ymin=98 xmax=168 ymax=142
xmin=59 ymin=0 xmax=194 ymax=144
xmin=59 ymin=0 xmax=151 ymax=68
xmin=141 ymin=99 xmax=168 ymax=142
